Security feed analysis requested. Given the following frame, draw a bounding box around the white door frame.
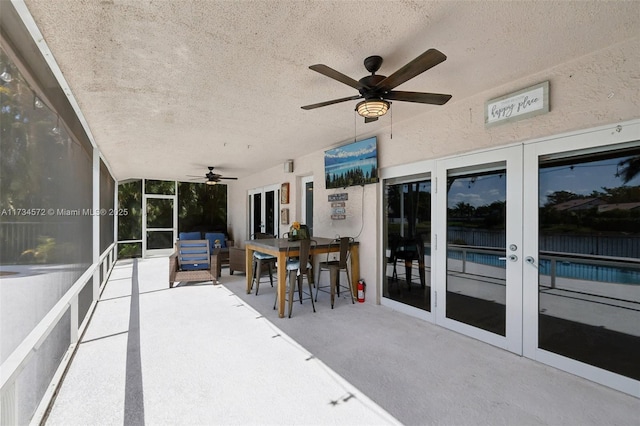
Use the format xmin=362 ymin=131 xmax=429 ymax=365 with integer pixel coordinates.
xmin=378 ymin=161 xmax=436 ymax=322
xmin=142 ymin=192 xmax=177 ymax=257
xmin=522 ymin=119 xmax=640 ymax=396
xmin=435 ymin=145 xmax=524 ymax=354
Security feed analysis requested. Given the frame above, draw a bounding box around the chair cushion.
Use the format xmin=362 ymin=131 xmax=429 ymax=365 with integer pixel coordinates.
xmin=253 ymin=251 xmax=276 ymax=260
xmin=179 ymin=231 xmax=201 ymax=240
xmin=286 ymin=259 xmax=312 ymax=271
xmin=180 ymin=263 xmax=209 ymax=271
xmin=205 ymin=232 xmax=227 ymax=249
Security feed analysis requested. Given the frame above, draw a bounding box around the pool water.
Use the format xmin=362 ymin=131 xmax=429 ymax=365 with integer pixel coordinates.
xmin=447 ymin=250 xmax=640 ymax=285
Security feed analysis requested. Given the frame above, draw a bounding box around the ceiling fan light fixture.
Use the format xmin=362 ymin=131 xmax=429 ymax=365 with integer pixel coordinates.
xmin=0 ymin=68 xmax=12 ymax=83
xmin=206 ymin=179 xmax=217 ymax=185
xmin=356 ymin=99 xmax=389 ymax=118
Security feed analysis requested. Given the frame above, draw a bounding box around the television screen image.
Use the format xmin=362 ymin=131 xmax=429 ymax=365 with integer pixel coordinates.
xmin=324 ymin=136 xmax=378 ymax=189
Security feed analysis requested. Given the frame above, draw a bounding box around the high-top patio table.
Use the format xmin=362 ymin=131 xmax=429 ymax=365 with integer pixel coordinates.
xmin=244 ymin=237 xmax=360 ymax=318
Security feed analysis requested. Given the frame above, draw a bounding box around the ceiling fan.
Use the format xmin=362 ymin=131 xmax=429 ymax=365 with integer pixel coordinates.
xmin=189 ymin=166 xmax=238 ymax=185
xmin=301 ymin=48 xmax=452 ymax=122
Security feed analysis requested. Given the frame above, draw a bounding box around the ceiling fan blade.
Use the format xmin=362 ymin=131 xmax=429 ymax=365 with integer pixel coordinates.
xmin=364 ymin=117 xmax=378 ymax=123
xmin=309 ymin=64 xmax=365 ymax=90
xmin=385 ymin=90 xmax=452 ymax=105
xmin=301 ymin=95 xmax=362 ymax=110
xmin=376 ymin=49 xmax=447 ymax=92
xmin=219 ymin=177 xmax=238 ymax=180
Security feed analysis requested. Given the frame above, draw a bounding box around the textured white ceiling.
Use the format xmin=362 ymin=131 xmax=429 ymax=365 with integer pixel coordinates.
xmin=22 ymin=0 xmax=640 ymax=182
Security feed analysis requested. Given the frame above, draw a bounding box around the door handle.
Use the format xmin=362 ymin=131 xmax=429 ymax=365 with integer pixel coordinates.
xmin=499 ymin=255 xmax=518 ymax=262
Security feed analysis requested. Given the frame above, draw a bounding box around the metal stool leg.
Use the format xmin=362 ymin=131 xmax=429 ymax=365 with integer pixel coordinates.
xmin=345 ymin=268 xmax=354 ymax=304
xmin=288 ymin=270 xmax=296 ymax=318
xmin=315 ymin=267 xmax=323 ymax=301
xmin=329 ymin=266 xmax=338 ymax=308
xmin=253 ymin=257 xmax=275 ymax=295
xmin=251 ymin=258 xmax=258 ymax=292
xmin=254 ymin=258 xmax=263 ymax=295
xmin=307 ymin=269 xmax=316 ymax=312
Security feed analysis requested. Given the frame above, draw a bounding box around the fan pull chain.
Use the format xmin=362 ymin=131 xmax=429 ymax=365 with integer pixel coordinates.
xmin=354 ymin=109 xmax=357 ymax=142
xmin=390 ymin=105 xmax=393 ymax=139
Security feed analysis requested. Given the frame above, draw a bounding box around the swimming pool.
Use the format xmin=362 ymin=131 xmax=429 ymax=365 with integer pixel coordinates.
xmin=447 ymin=249 xmax=640 ymax=285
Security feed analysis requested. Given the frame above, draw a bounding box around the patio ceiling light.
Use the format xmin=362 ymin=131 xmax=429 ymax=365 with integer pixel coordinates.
xmin=355 ymin=99 xmax=389 ymax=118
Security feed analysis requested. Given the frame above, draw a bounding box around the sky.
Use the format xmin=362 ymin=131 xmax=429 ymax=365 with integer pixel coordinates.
xmin=448 ymin=172 xmax=505 ymax=208
xmin=445 ymin=154 xmax=640 ymax=208
xmin=539 ymin=156 xmax=640 ymax=205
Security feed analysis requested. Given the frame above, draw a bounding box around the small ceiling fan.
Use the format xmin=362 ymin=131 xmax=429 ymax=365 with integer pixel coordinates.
xmin=301 ymin=48 xmax=452 ymax=122
xmin=189 ymin=166 xmax=238 ymax=185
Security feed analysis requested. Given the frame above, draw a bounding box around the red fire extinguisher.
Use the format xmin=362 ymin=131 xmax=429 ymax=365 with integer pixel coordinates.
xmin=357 ymin=279 xmax=366 ymax=303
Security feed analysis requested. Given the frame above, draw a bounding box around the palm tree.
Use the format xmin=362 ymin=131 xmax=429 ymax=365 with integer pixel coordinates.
xmin=617 ymin=156 xmax=640 ymax=184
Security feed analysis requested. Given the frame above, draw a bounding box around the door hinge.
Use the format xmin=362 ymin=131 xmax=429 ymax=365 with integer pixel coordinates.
xmin=434 ymin=290 xmax=437 ymax=307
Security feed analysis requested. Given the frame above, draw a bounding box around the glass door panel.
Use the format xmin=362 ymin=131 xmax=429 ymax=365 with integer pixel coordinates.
xmin=146 ymin=231 xmax=174 ymax=249
xmin=537 ymin=146 xmax=640 ymax=380
xmin=446 ymin=168 xmax=507 ymax=335
xmin=265 ymin=189 xmax=276 ymax=236
xmin=146 ymin=198 xmax=173 ymax=228
xmin=251 ymin=192 xmax=262 ymax=235
xmin=302 ymin=176 xmax=314 ymax=236
xmin=384 ymin=178 xmax=432 ymax=312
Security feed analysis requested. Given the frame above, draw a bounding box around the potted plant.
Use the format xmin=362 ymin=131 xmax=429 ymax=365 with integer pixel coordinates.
xmin=288 ymin=221 xmax=300 ymax=241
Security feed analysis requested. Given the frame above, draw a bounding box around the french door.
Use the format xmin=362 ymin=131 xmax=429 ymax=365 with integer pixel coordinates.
xmin=381 ymin=120 xmax=639 ymax=396
xmin=435 ymin=145 xmax=523 ymax=354
xmin=249 ymin=184 xmax=280 ymax=237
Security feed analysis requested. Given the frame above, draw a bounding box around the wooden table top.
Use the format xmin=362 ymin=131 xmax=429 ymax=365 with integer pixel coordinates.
xmin=245 ymin=237 xmax=358 ymax=252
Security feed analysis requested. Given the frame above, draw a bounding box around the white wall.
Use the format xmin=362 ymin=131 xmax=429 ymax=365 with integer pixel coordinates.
xmin=227 ymin=37 xmax=640 ymax=303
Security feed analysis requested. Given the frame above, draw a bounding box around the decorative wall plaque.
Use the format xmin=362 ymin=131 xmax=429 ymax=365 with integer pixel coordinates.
xmin=280 ymin=182 xmax=290 ymax=204
xmin=280 ymin=208 xmax=289 ymax=224
xmin=485 ymin=81 xmax=549 ymax=127
xmin=328 ymin=193 xmax=348 ymax=202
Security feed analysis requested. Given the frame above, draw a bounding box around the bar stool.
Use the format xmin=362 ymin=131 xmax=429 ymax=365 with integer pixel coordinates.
xmin=274 ymin=238 xmax=316 ymax=317
xmin=316 ymin=237 xmax=354 ymax=308
xmin=250 ymin=233 xmax=276 ymax=295
xmin=394 ymin=234 xmax=426 ymax=289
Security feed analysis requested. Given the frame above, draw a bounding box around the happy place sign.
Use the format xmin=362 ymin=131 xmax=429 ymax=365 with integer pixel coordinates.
xmin=485 ymin=81 xmax=549 ymax=127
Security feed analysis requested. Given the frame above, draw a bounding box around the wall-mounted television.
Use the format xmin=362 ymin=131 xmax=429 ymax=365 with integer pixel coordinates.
xmin=324 ymin=136 xmax=378 ymax=189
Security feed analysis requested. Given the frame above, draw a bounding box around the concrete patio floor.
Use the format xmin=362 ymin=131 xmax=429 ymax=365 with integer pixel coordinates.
xmin=44 ymin=257 xmax=639 ymax=425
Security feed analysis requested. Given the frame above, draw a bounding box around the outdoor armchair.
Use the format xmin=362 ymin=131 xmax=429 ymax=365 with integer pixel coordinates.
xmin=169 ymin=239 xmax=221 ymax=288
